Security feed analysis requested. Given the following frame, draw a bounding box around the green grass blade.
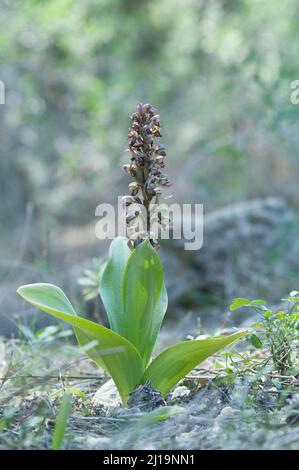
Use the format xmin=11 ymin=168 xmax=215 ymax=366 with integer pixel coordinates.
xmin=52 ymin=392 xmax=72 ymax=450
xmin=134 ymin=405 xmax=184 ymax=429
xmin=17 ymin=283 xmax=144 ymax=404
xmin=99 ymin=237 xmax=131 ymax=333
xmin=143 ymin=331 xmax=248 ymax=396
xmin=122 ymin=239 xmax=167 ymax=367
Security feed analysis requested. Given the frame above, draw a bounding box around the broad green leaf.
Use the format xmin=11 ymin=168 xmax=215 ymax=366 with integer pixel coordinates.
xmin=17 ymin=283 xmax=144 ymax=404
xmin=230 ymin=298 xmax=266 ymax=311
xmin=250 ymin=300 xmax=267 ymax=305
xmin=142 ymin=330 xmax=247 ymax=396
xmin=52 ymin=392 xmax=72 ymax=450
xmin=229 ymin=298 xmax=251 ymax=310
xmin=149 ymin=281 xmax=168 ymax=353
xmin=99 ymin=237 xmax=131 ymax=333
xmin=123 ymin=240 xmax=167 ymax=367
xmin=283 ymin=295 xmax=299 ymax=302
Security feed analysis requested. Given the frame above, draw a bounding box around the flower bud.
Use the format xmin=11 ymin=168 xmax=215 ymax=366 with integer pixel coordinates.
xmin=123 ymin=103 xmax=171 ymax=250
xmin=155 ymin=145 xmax=166 ymax=156
xmin=128 ymin=182 xmax=140 ymax=196
xmin=150 ymin=238 xmax=160 ymax=250
xmin=152 ymin=126 xmax=161 ymax=137
xmin=152 ymin=114 xmax=160 ymax=124
xmin=126 ymin=210 xmax=140 ymax=224
xmin=137 ymin=103 xmax=146 ymax=114
xmin=123 ymin=164 xmax=131 ymax=174
xmin=131 ymin=122 xmax=140 ymax=131
xmin=155 ymin=156 xmax=164 ymax=165
xmin=153 ymin=187 xmax=162 ymax=196
xmin=121 ymin=195 xmax=135 ymax=207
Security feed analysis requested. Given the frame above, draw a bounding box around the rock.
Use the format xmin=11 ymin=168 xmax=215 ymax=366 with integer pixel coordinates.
xmin=171 ymin=386 xmax=191 ymax=400
xmin=77 ymin=436 xmax=112 ymax=449
xmin=91 ymin=379 xmax=121 ymax=410
xmin=161 ymin=197 xmax=295 ymax=323
xmin=212 ymin=406 xmax=239 ymax=434
xmin=219 ymin=406 xmax=239 ymax=417
xmin=4 ymin=197 xmax=296 ymax=336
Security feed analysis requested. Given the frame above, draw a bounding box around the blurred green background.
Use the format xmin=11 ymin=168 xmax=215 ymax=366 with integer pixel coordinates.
xmin=1 ymin=0 xmax=299 ymax=334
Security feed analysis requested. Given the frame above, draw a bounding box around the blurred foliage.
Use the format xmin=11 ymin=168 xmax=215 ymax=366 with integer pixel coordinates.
xmin=1 ymin=0 xmax=299 ymax=240
xmin=230 ymin=292 xmax=299 ymax=375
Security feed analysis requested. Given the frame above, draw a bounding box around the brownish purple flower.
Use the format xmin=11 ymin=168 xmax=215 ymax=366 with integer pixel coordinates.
xmin=123 ymin=103 xmax=170 ymax=250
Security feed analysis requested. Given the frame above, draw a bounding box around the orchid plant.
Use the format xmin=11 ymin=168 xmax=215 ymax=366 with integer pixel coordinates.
xmin=17 ymin=104 xmax=246 ymax=406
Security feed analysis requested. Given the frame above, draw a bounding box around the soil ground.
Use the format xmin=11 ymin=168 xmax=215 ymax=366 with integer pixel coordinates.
xmin=1 ymin=332 xmax=298 ymax=450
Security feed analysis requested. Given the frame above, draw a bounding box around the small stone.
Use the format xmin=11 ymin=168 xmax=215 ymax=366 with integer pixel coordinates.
xmin=219 ymin=406 xmax=238 ymax=416
xmin=91 ymin=379 xmax=121 ymax=410
xmin=171 ymin=386 xmax=190 ymax=400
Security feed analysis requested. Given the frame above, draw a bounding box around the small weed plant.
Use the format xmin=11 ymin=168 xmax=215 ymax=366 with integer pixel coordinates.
xmin=230 ymin=292 xmax=299 ymax=374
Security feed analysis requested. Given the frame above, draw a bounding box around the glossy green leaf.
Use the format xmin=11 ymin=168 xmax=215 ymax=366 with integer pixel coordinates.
xmin=17 ymin=283 xmax=144 ymax=404
xmin=230 ymin=298 xmax=266 ymax=311
xmin=123 ymin=239 xmax=167 ymax=367
xmin=142 ymin=330 xmax=247 ymax=396
xmin=99 ymin=237 xmax=131 ymax=332
xmin=229 ymin=298 xmax=251 ymax=310
xmin=149 ymin=281 xmax=168 ymax=353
